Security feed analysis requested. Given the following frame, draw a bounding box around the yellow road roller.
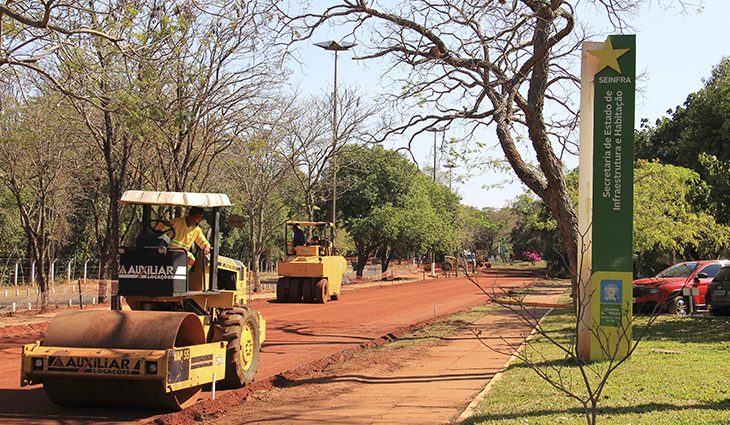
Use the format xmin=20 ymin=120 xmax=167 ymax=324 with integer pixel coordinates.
xmin=276 ymin=221 xmax=347 ymax=303
xmin=20 ymin=191 xmax=266 ymax=410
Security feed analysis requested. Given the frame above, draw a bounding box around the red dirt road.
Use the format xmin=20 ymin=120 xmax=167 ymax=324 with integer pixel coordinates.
xmin=0 ymin=270 xmax=537 ymax=425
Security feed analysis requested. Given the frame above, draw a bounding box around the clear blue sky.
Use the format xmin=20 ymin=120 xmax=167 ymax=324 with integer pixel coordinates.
xmin=290 ymin=1 xmax=729 ymax=209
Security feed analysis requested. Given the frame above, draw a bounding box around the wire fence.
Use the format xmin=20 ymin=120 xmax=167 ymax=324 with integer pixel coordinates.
xmin=0 ymin=256 xmax=280 ymax=286
xmin=0 ymin=257 xmax=113 ymax=314
xmin=0 ymin=257 xmax=108 ymax=287
xmin=342 ymin=263 xmax=421 ymax=283
xmin=0 ymin=279 xmax=115 ymax=314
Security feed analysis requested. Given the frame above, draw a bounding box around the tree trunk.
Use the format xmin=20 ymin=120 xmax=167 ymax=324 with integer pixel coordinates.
xmin=382 ymin=256 xmax=392 ymax=274
xmin=379 ymin=244 xmax=392 ymax=273
xmin=98 ymin=250 xmax=110 ymax=280
xmin=109 ymin=190 xmax=121 ymax=280
xmin=33 ymin=244 xmax=49 ymax=312
xmin=355 ymin=254 xmax=368 ymax=277
xmin=589 ymin=399 xmax=598 ymax=425
xmin=522 ymin=10 xmax=578 ymax=293
xmin=103 ymin=106 xmax=123 ymax=281
xmin=307 ymin=192 xmax=316 ymax=222
xmin=543 ymin=191 xmax=579 ymax=291
xmin=495 ymin=113 xmax=579 ymax=291
xmin=248 ymin=210 xmax=264 ymax=293
xmin=251 ymin=253 xmax=262 ymax=293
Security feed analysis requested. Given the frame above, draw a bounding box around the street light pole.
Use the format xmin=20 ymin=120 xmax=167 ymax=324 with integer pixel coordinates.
xmin=331 ymin=49 xmax=339 ymax=230
xmin=427 ymin=127 xmax=444 ymax=182
xmin=426 ymin=127 xmax=444 ymax=277
xmin=433 ymin=130 xmax=437 ymax=182
xmin=314 ymin=40 xmax=355 ymax=242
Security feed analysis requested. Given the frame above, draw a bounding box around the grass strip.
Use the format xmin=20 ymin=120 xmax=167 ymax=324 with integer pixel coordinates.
xmin=466 ymin=311 xmax=730 ymax=424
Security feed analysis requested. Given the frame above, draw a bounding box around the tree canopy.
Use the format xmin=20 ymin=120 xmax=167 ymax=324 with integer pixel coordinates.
xmin=636 ymin=57 xmax=730 ymax=225
xmin=633 ymin=160 xmax=729 ymax=276
xmin=337 ymin=145 xmax=460 ymax=275
xmin=508 ymin=160 xmax=730 ymax=278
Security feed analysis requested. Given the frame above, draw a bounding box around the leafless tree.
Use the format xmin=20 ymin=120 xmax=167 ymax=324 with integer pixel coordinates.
xmin=0 ymin=96 xmax=78 ymax=310
xmin=280 ymin=88 xmax=379 ymax=222
xmin=51 ymin=1 xmax=158 ymax=278
xmin=0 ymin=1 xmax=123 ymax=96
xmin=223 ymin=101 xmax=300 ymax=292
xmin=136 ymin=1 xmax=287 ymax=195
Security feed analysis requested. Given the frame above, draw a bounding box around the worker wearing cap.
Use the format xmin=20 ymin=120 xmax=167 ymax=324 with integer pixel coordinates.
xmin=158 ymin=207 xmax=211 ymax=267
xmin=292 ymin=223 xmax=306 ymax=247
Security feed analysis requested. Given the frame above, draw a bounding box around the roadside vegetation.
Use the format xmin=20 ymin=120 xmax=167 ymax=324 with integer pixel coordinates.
xmin=467 ymin=311 xmax=730 ymax=425
xmin=493 ymin=261 xmax=549 ymax=271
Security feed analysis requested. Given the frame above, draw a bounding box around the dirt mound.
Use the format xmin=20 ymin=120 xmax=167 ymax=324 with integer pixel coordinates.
xmin=0 ymin=322 xmax=49 ymax=339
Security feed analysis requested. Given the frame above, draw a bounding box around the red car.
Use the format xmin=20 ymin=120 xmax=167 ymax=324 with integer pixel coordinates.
xmin=632 ymin=260 xmax=730 ymax=315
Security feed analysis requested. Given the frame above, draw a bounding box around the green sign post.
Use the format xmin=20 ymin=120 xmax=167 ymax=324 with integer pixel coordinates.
xmin=577 ymin=35 xmax=635 ymax=361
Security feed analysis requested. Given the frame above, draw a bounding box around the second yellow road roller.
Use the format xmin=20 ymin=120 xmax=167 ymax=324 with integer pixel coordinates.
xmin=276 ymin=221 xmax=347 ymax=303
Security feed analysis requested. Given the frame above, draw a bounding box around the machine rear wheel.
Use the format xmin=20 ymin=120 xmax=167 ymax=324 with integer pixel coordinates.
xmin=212 ymin=307 xmax=261 ymax=389
xmin=288 ymin=278 xmax=301 ymax=302
xmin=302 ymin=279 xmax=315 ymax=303
xmin=314 ymin=279 xmax=329 ymax=304
xmin=276 ymin=277 xmax=289 ymax=303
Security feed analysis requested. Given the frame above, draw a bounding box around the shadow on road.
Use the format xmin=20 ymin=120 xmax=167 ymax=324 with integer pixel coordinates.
xmin=275 ymin=371 xmax=498 ymax=388
xmin=0 ymin=387 xmax=167 ymax=424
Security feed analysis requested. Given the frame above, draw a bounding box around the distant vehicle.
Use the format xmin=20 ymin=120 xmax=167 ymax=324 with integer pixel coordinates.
xmin=706 ymin=266 xmax=730 ymax=316
xmin=422 ymin=253 xmax=455 ymax=272
xmin=423 ymin=253 xmax=479 ymax=273
xmin=463 ymin=251 xmax=477 ymax=271
xmin=276 ymin=221 xmax=347 ymax=303
xmin=633 ymin=260 xmax=730 ymax=315
xmin=474 ymin=250 xmax=492 ymax=268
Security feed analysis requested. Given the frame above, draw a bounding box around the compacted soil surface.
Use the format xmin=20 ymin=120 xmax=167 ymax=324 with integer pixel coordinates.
xmin=182 ymin=280 xmax=568 ymax=425
xmin=0 ymin=268 xmax=556 ymax=425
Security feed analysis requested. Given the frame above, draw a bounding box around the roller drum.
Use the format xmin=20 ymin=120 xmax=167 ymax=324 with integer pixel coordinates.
xmin=41 ymin=310 xmax=205 ymax=410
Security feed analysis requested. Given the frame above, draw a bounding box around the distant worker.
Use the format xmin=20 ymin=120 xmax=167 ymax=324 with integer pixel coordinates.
xmin=292 ymin=223 xmax=306 ymax=247
xmin=158 ymin=207 xmax=211 ymax=268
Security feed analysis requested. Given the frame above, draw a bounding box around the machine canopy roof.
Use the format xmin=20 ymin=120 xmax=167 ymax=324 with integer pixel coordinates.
xmin=120 ymin=190 xmax=232 ymax=208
